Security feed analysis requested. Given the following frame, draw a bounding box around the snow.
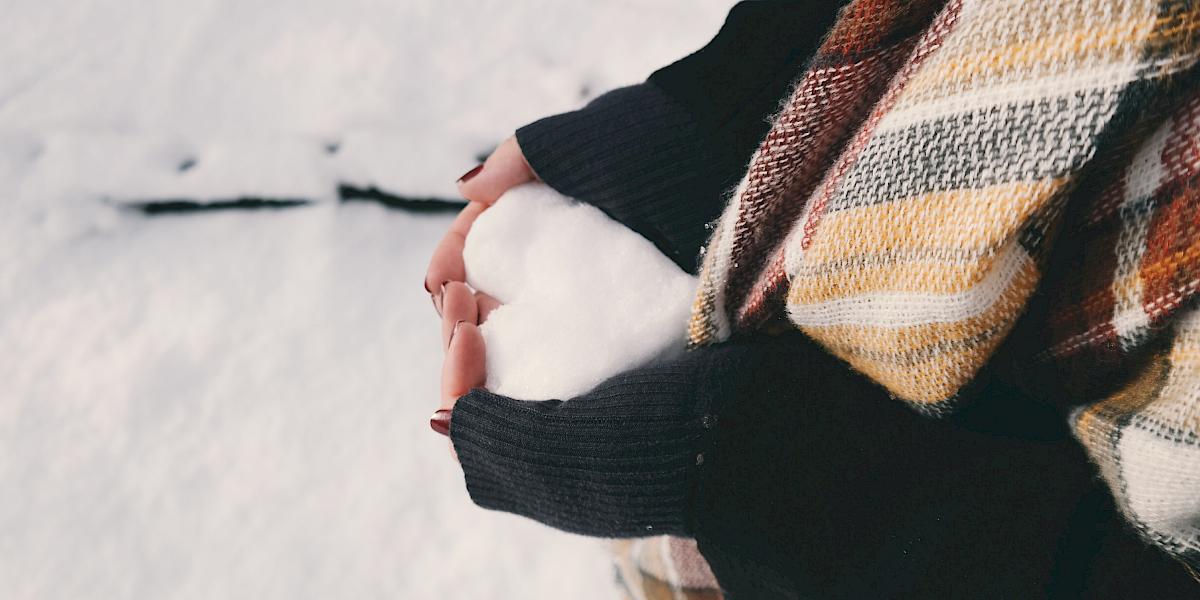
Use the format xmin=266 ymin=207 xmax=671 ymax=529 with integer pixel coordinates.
xmin=1 ymin=0 xmax=732 ymax=241
xmin=465 ymin=184 xmax=696 ymax=400
xmin=1 ymin=205 xmax=615 ymax=599
xmin=0 ymin=1 xmax=735 ymax=599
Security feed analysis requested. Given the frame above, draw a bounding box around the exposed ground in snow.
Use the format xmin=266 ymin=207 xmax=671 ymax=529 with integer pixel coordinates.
xmin=0 ymin=2 xmax=734 ymax=599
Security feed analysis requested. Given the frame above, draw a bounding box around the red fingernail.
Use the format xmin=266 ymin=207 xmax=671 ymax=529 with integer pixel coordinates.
xmin=430 ymin=409 xmax=451 ymax=436
xmin=457 ymin=164 xmax=483 ymax=184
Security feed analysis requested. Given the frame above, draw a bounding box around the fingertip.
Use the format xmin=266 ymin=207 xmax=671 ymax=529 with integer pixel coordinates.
xmin=456 ymin=164 xmax=483 ymax=185
xmin=457 ymin=136 xmax=535 ymax=205
xmin=426 ymin=238 xmax=466 ymax=294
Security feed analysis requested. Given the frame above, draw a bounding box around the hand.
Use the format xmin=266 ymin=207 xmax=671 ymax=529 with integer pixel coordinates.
xmin=427 ymin=136 xmax=533 ymax=453
xmin=423 ymin=136 xmax=536 ymax=310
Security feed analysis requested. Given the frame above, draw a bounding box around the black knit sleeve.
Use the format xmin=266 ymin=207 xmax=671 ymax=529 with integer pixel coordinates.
xmin=515 ymin=83 xmax=717 ymax=272
xmin=516 ymin=0 xmax=843 ymax=273
xmin=447 ymin=331 xmax=901 ymax=541
xmin=448 ymin=336 xmax=769 ymax=538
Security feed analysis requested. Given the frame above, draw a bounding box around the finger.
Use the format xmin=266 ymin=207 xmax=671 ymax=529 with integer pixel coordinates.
xmin=456 ymin=136 xmax=537 ymax=206
xmin=424 ymin=201 xmax=488 ymax=301
xmin=448 ymin=199 xmax=488 ymax=237
xmin=441 ymin=281 xmax=478 ymax=350
xmin=441 ymin=321 xmax=486 ymax=409
xmin=475 ymin=291 xmax=502 ymax=324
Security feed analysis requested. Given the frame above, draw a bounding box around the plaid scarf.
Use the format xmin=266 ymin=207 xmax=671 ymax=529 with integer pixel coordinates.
xmin=677 ymin=0 xmax=1200 ymax=589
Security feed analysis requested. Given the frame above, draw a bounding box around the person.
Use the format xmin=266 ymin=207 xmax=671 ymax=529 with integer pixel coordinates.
xmin=424 ymin=1 xmax=1200 ymax=597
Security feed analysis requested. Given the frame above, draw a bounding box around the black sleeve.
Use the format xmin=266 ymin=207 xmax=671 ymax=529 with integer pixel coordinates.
xmin=516 ymin=0 xmax=843 ymax=273
xmin=452 ymin=329 xmax=961 ymax=541
xmin=449 ymin=335 xmax=773 ymax=538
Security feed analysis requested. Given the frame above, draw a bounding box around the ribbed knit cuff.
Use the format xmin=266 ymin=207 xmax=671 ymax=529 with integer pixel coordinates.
xmin=515 ymin=83 xmax=725 ymax=273
xmin=448 ymin=349 xmax=748 ymax=538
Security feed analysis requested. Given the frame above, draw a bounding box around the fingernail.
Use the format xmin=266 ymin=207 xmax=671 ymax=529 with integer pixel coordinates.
xmin=457 ymin=164 xmax=483 ymax=184
xmin=430 ymin=293 xmax=441 ymax=317
xmin=447 ymin=319 xmax=466 ymax=349
xmin=430 ymin=409 xmax=451 ymax=437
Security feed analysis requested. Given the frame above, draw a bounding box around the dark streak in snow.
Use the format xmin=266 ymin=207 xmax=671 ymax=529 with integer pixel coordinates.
xmin=123 ymin=186 xmax=465 ymax=216
xmin=127 ymin=198 xmax=309 ymax=214
xmin=338 ymin=185 xmax=466 ymax=212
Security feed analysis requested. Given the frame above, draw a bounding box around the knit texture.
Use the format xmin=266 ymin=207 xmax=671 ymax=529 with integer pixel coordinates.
xmin=688 ymin=0 xmax=1200 ymax=570
xmin=690 ymin=0 xmax=949 ymax=344
xmin=450 ymin=340 xmax=750 ymax=538
xmin=451 ymin=390 xmax=698 ymax=538
xmin=516 ymin=84 xmax=719 ymax=273
xmin=1072 ymin=310 xmax=1200 ymax=569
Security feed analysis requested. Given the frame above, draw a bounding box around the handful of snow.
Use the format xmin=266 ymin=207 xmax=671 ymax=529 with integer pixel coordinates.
xmin=463 ymin=183 xmax=698 ymax=400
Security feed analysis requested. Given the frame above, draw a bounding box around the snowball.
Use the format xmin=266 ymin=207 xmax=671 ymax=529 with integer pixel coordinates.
xmin=463 ymin=183 xmax=697 ymax=400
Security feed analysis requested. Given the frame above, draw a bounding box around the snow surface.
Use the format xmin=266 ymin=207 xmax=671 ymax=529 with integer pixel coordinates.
xmin=1 ymin=0 xmax=732 ymax=243
xmin=0 ymin=1 xmax=736 ymax=599
xmin=465 ymin=184 xmax=696 ymax=400
xmin=1 ymin=205 xmax=617 ymax=600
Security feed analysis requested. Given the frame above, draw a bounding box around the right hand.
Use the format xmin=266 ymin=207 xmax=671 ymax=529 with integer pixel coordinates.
xmin=423 ymin=135 xmax=537 ymax=310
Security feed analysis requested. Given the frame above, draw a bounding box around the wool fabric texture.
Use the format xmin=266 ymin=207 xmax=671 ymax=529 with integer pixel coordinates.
xmin=689 ymin=0 xmax=1200 ymax=572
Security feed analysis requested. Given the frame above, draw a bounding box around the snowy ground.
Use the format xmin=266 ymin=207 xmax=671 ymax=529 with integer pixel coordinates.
xmin=0 ymin=2 xmax=733 ymax=599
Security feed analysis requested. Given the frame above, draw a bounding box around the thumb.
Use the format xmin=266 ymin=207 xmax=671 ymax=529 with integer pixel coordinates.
xmin=440 ymin=320 xmax=487 ymax=410
xmin=456 ymin=136 xmax=536 ymax=205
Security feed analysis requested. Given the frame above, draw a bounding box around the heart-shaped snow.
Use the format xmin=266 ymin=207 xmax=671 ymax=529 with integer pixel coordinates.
xmin=463 ymin=183 xmax=698 ymax=400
